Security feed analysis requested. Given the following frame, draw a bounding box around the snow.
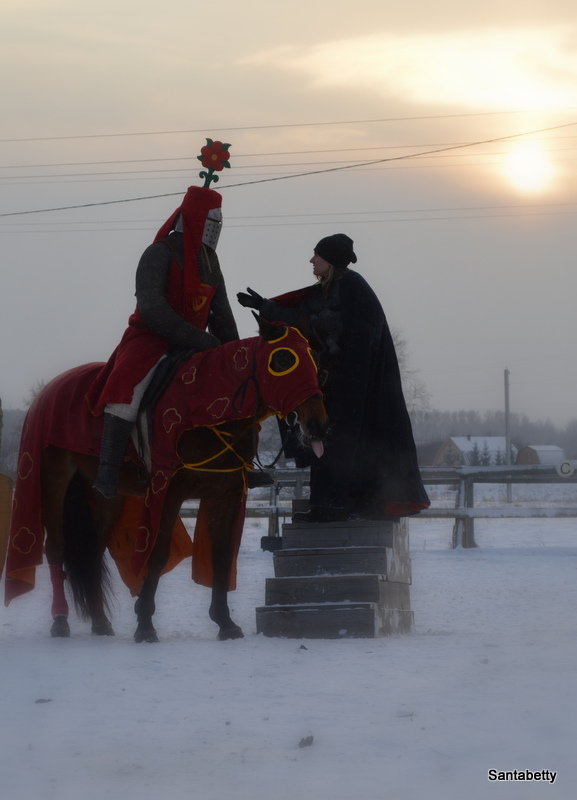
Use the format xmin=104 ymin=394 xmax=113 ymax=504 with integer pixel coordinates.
xmin=2 ymin=508 xmax=577 ymax=800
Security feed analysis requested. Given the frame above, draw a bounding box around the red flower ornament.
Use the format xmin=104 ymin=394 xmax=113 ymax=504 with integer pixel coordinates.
xmin=198 ymin=139 xmax=231 ymax=187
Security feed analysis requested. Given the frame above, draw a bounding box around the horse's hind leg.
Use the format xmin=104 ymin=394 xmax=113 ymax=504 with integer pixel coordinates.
xmin=42 ymin=448 xmax=74 ymax=637
xmin=44 ymin=450 xmax=114 ymax=637
xmin=63 ymin=473 xmax=115 ymax=636
xmin=48 ymin=563 xmax=70 ymax=637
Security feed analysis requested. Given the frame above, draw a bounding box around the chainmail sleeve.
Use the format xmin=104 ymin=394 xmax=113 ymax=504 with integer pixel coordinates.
xmin=208 ymin=282 xmax=240 ymax=343
xmin=135 ymin=242 xmax=220 ymax=350
xmin=200 ymin=245 xmax=239 ymax=344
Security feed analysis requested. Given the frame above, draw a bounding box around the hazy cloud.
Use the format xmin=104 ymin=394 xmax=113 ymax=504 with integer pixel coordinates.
xmin=246 ymin=27 xmax=577 ymax=111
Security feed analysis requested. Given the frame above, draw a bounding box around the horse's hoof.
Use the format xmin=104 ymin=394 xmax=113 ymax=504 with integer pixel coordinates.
xmin=51 ymin=615 xmax=71 ymax=638
xmin=134 ymin=627 xmax=159 ymax=643
xmin=218 ymin=624 xmax=244 ymax=641
xmin=92 ymin=620 xmax=115 ymax=636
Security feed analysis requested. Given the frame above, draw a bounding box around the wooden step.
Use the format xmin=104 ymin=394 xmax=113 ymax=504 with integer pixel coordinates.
xmin=255 ymin=602 xmax=413 ymax=638
xmin=256 ymin=602 xmax=378 ymax=638
xmin=281 ymin=519 xmax=411 ymax=581
xmin=274 ymin=545 xmax=386 ymax=578
xmin=273 ymin=545 xmax=411 ymax=583
xmin=264 ymin=574 xmax=411 ymax=608
xmin=281 ymin=519 xmax=397 ymax=549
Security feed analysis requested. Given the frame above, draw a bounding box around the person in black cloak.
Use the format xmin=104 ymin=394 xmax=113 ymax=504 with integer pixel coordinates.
xmin=237 ymin=233 xmax=430 ymax=523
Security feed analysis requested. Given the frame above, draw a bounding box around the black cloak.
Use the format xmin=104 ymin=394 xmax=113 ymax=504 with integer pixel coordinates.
xmin=261 ymin=269 xmax=430 ymax=518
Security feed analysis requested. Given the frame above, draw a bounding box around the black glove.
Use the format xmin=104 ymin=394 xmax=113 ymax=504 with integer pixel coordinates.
xmin=237 ymin=287 xmax=265 ymax=310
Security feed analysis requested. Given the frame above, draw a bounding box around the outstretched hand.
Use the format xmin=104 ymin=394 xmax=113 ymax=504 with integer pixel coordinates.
xmin=237 ymin=287 xmax=265 ymax=310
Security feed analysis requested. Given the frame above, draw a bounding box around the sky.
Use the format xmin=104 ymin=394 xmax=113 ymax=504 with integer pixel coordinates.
xmin=1 ymin=0 xmax=576 ymax=426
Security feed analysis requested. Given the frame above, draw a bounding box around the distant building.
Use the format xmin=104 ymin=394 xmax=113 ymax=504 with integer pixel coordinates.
xmin=516 ymin=445 xmax=566 ymax=465
xmin=433 ymin=436 xmax=517 ymax=467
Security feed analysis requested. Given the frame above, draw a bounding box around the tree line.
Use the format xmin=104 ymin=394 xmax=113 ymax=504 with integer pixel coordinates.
xmin=410 ymin=408 xmax=577 ymax=462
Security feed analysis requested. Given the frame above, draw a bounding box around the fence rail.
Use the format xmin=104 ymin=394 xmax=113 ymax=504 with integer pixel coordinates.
xmin=179 ymin=464 xmax=577 ymax=547
xmin=418 ymin=465 xmax=577 ymax=547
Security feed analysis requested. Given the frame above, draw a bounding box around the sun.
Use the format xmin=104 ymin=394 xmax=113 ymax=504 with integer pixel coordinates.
xmin=502 ymin=141 xmax=556 ymax=193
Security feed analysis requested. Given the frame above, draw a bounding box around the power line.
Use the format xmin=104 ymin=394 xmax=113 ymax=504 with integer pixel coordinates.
xmin=3 ymin=147 xmax=577 ymax=183
xmin=0 ymin=109 xmax=536 ymax=144
xmin=4 ymin=202 xmax=577 ymax=233
xmin=3 ymin=208 xmax=576 ymax=233
xmin=3 ymin=200 xmax=577 ymax=226
xmin=3 ymin=136 xmax=577 ymax=171
xmin=1 ymin=119 xmax=576 ymax=219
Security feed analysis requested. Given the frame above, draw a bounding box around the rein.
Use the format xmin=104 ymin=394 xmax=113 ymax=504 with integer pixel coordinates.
xmin=255 ymin=415 xmax=298 ymax=469
xmin=180 ymin=424 xmax=254 ymax=474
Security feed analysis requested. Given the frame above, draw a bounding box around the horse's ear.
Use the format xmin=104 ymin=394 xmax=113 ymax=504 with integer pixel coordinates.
xmin=254 ymin=313 xmax=286 ymax=342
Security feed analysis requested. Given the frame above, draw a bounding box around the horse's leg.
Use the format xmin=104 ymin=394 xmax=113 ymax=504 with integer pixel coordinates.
xmin=48 ymin=563 xmax=70 ymax=637
xmin=44 ymin=454 xmax=114 ymax=638
xmin=82 ymin=488 xmax=122 ymax=636
xmin=134 ymin=576 xmax=161 ymax=643
xmin=206 ymin=481 xmax=245 ymax=641
xmin=133 ymin=486 xmax=183 ymax=643
xmin=42 ymin=448 xmax=75 ymax=637
xmin=57 ymin=469 xmax=116 ymax=636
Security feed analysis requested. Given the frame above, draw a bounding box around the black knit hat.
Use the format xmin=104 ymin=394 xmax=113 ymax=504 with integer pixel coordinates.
xmin=314 ymin=233 xmax=357 ymax=269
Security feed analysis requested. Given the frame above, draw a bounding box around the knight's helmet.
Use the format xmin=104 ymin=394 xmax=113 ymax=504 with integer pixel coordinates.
xmin=154 ymin=139 xmax=231 ymax=254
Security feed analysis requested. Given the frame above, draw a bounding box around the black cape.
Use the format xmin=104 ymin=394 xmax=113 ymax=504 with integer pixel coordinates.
xmin=263 ymin=270 xmax=430 ymax=518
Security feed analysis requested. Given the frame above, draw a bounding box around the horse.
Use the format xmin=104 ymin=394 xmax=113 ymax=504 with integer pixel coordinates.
xmin=4 ymin=318 xmax=328 ymax=642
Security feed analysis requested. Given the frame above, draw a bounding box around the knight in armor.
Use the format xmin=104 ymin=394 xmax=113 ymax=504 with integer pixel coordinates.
xmin=88 ymin=156 xmax=239 ymax=498
xmin=237 ymin=233 xmax=430 ymax=523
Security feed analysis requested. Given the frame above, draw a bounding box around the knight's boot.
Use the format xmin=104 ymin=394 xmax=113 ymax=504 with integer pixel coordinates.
xmin=93 ymin=413 xmax=134 ymax=499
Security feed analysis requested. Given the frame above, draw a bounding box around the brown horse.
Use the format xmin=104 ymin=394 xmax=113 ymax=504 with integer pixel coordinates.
xmin=5 ymin=318 xmax=328 ymax=641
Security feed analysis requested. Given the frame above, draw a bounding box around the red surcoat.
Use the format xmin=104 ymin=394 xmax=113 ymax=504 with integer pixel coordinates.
xmin=86 ymin=251 xmax=217 ymax=414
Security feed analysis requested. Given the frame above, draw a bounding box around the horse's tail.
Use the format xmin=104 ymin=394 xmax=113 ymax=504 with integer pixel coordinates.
xmin=62 ymin=471 xmax=112 ymax=620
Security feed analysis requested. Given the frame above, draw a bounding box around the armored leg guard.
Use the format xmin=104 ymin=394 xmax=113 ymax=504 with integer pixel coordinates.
xmin=93 ymin=413 xmax=134 ymax=499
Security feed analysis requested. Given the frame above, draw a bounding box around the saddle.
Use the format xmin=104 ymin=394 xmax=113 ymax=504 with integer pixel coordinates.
xmin=134 ymin=349 xmax=194 ymax=469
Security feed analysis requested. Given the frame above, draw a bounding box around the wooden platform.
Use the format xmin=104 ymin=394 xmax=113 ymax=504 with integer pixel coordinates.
xmin=255 ymin=517 xmax=413 ymax=639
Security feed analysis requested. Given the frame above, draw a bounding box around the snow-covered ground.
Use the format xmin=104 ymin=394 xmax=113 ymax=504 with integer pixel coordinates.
xmin=2 ymin=493 xmax=576 ymax=800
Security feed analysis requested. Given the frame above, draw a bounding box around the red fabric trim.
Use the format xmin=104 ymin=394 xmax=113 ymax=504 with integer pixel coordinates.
xmin=272 ymin=285 xmax=316 ymax=307
xmin=382 ymin=501 xmax=430 ymax=517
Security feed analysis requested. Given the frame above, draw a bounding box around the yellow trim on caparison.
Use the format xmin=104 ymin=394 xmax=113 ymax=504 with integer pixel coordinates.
xmin=267 ymin=328 xmax=289 ymax=344
xmin=267 ymin=347 xmax=300 ymax=376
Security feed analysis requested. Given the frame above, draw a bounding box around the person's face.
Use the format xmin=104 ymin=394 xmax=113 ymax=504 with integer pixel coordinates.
xmin=310 ymin=253 xmax=332 ymax=278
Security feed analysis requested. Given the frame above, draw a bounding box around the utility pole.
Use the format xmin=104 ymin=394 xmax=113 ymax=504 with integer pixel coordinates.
xmin=504 ymin=368 xmax=512 ymax=502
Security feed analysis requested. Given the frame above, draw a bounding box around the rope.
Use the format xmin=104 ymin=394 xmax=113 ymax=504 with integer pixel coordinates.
xmin=180 ymin=425 xmax=253 ymax=473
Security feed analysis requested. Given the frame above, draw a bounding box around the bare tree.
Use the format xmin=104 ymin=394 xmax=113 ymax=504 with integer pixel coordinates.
xmin=23 ymin=380 xmax=46 ymax=408
xmin=391 ymin=329 xmax=431 ymax=416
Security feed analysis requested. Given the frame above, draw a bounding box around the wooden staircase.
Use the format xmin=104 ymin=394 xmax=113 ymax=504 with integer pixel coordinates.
xmin=255 ymin=517 xmax=413 ymax=639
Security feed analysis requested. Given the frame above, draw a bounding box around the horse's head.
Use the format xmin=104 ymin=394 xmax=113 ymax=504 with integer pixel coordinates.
xmin=255 ymin=316 xmax=328 ymax=457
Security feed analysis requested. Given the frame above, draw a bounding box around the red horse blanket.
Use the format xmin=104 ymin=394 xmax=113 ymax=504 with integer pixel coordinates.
xmin=5 ymin=330 xmax=321 ymax=606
